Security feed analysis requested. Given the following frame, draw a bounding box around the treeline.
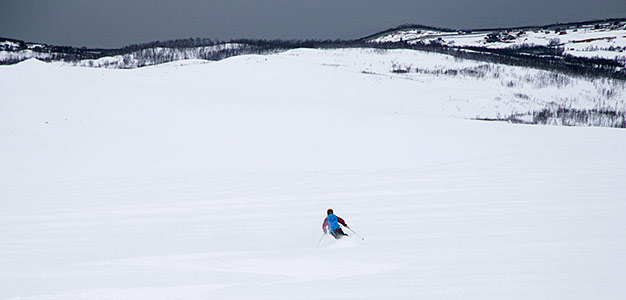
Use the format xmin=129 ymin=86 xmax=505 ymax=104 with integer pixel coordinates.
xmin=365 ymin=41 xmax=626 ymax=80
xmin=476 ymin=108 xmax=626 ymax=128
xmin=462 ymin=18 xmax=626 ymax=34
xmin=532 ymin=108 xmax=626 ymax=127
xmin=1 ymin=36 xmax=625 ymax=80
xmin=457 ymin=44 xmax=626 ymax=80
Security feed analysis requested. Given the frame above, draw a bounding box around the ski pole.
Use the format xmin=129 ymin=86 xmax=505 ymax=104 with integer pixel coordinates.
xmin=345 ymin=226 xmax=364 ymax=240
xmin=318 ymin=232 xmax=327 ymax=243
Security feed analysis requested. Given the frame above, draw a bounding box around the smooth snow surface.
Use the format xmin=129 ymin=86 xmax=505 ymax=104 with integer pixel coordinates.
xmin=1 ymin=49 xmax=626 ymax=300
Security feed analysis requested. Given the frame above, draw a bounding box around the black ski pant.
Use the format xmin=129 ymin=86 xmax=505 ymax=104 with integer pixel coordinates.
xmin=331 ymin=228 xmax=348 ymax=239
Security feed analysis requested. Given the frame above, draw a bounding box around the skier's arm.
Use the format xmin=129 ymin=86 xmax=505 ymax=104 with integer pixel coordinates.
xmin=337 ymin=216 xmax=348 ymax=227
xmin=322 ymin=218 xmax=328 ymax=233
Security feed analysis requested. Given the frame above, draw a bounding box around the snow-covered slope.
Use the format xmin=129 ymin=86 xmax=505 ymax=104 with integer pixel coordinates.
xmin=58 ymin=44 xmax=244 ymax=69
xmin=0 ymin=43 xmax=243 ymax=69
xmin=370 ymin=21 xmax=626 ymax=60
xmin=3 ymin=48 xmax=625 ymax=125
xmin=1 ymin=49 xmax=626 ymax=300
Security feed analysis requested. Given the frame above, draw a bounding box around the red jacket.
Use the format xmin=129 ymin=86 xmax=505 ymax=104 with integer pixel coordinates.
xmin=322 ymin=216 xmax=347 ymax=232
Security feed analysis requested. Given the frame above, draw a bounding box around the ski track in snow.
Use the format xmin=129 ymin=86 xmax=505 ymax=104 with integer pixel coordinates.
xmin=1 ymin=48 xmax=626 ymax=300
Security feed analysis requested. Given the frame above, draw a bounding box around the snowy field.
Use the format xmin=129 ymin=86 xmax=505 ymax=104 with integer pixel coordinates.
xmin=1 ymin=49 xmax=626 ymax=300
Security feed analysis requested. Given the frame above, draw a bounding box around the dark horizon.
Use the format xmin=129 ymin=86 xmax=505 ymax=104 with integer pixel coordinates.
xmin=1 ymin=0 xmax=625 ymax=48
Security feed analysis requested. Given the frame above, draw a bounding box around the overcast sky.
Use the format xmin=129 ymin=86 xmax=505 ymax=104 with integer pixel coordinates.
xmin=1 ymin=0 xmax=625 ymax=48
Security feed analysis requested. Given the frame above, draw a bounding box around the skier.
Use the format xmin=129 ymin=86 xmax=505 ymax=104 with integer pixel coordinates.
xmin=322 ymin=208 xmax=349 ymax=239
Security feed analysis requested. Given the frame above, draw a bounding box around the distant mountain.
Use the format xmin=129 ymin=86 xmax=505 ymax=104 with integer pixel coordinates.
xmin=366 ymin=18 xmax=626 ymax=61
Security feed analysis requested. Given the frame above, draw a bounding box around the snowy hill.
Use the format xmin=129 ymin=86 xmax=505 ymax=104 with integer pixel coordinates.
xmin=368 ymin=20 xmax=626 ymax=61
xmin=1 ymin=48 xmax=626 ymax=300
xmin=0 ymin=40 xmax=245 ymax=69
xmin=1 ymin=19 xmax=625 ymax=75
xmin=2 ymin=48 xmax=625 ymax=125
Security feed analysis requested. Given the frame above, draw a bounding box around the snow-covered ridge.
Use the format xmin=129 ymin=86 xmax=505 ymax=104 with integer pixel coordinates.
xmin=369 ymin=20 xmax=626 ymax=60
xmin=0 ymin=40 xmax=22 ymax=50
xmin=58 ymin=43 xmax=243 ymax=68
xmin=0 ymin=43 xmax=244 ymax=69
xmin=2 ymin=19 xmax=625 ymax=71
